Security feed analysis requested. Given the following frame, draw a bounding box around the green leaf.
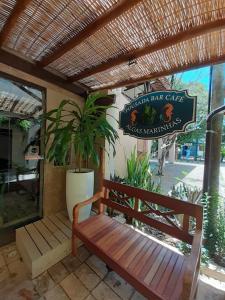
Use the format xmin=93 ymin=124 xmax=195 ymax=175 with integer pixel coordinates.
xmin=42 ymin=93 xmax=118 ymax=168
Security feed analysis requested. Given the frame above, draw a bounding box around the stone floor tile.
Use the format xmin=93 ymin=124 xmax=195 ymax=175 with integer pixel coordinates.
xmin=44 ymin=285 xmax=70 ymax=300
xmin=8 ymin=259 xmax=29 ymax=281
xmin=74 ymin=263 xmax=101 ymax=291
xmin=86 ymin=255 xmax=108 ymax=279
xmin=92 ymin=281 xmax=121 ymax=300
xmin=1 ymin=278 xmax=39 ymax=300
xmin=85 ymin=295 xmax=97 ymax=300
xmin=130 ymin=291 xmax=147 ymax=300
xmin=62 ymin=254 xmax=82 ymax=273
xmin=33 ymin=271 xmax=55 ymax=296
xmin=1 ymin=243 xmax=20 ymax=264
xmin=0 ymin=254 xmax=5 ymax=268
xmin=0 ymin=242 xmax=16 ymax=253
xmin=0 ymin=262 xmax=30 ymax=293
xmin=196 ymin=279 xmax=225 ymax=300
xmin=48 ymin=262 xmax=69 ymax=284
xmin=60 ymin=273 xmax=89 ymax=300
xmin=0 ymin=265 xmax=9 ymax=283
xmin=104 ymin=271 xmax=134 ymax=299
xmin=77 ymin=246 xmax=91 ymax=263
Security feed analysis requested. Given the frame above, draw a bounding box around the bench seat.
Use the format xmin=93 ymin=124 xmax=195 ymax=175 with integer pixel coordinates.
xmin=72 ymin=180 xmax=203 ymax=300
xmin=74 ymin=214 xmax=186 ymax=300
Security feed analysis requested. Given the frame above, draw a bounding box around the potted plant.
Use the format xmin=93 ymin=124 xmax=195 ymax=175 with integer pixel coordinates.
xmin=44 ymin=93 xmax=118 ymax=222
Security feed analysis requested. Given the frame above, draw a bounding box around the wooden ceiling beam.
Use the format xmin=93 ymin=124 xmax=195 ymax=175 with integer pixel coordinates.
xmin=93 ymin=54 xmax=225 ymax=91
xmin=0 ymin=49 xmax=88 ymax=96
xmin=68 ymin=19 xmax=225 ymax=82
xmin=39 ymin=0 xmax=143 ymax=67
xmin=0 ymin=0 xmax=32 ymax=46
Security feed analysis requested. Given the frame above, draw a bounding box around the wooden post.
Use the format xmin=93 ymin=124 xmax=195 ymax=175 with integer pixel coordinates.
xmin=203 ymin=63 xmax=225 ymax=255
xmin=207 ymin=64 xmax=225 ymax=195
xmin=99 ymin=147 xmax=105 ymax=191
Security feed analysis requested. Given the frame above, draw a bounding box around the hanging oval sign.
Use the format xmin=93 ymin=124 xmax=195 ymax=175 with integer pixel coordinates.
xmin=119 ymin=90 xmax=197 ymax=139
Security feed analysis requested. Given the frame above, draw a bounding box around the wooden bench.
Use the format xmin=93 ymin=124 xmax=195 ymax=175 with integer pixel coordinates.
xmin=72 ymin=180 xmax=203 ymax=300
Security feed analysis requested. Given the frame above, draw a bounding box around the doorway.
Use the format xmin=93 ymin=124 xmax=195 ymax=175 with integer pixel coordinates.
xmin=0 ymin=74 xmax=45 ymax=246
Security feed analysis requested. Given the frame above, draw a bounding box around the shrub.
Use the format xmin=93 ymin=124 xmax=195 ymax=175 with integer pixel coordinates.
xmin=204 ymin=193 xmax=225 ymax=266
xmin=171 ymin=181 xmax=210 ymax=265
xmin=125 ymin=147 xmax=160 ymax=193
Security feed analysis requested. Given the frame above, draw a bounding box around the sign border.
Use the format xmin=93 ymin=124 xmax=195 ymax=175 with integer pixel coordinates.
xmin=119 ymin=89 xmax=197 ymax=140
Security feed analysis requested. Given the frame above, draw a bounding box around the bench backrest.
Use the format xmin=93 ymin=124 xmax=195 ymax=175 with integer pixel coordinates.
xmin=102 ymin=179 xmax=203 ymax=244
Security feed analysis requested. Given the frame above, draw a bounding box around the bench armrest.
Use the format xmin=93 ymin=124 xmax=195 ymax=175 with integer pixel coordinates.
xmin=182 ymin=230 xmax=202 ymax=300
xmin=73 ymin=192 xmax=103 ymax=224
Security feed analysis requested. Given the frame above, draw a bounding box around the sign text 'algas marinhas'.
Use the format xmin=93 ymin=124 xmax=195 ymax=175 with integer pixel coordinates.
xmin=119 ymin=90 xmax=197 ymax=139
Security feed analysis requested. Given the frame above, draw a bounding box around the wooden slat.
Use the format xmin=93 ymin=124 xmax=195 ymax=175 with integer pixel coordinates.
xmin=172 ymin=261 xmax=187 ymax=300
xmin=39 ymin=0 xmax=143 ymax=67
xmin=73 ymin=182 xmax=202 ymax=299
xmin=103 ymin=226 xmax=134 ymax=254
xmin=34 ymin=220 xmax=60 ymax=249
xmin=55 ymin=212 xmax=71 ymax=229
xmin=95 ymin=53 xmax=225 ymax=91
xmin=111 ymin=230 xmax=140 ymax=260
xmin=127 ymin=239 xmax=156 ymax=275
xmin=103 ymin=180 xmax=202 ymax=217
xmin=102 ymin=198 xmax=193 ymax=244
xmin=163 ymin=255 xmax=185 ymax=299
xmin=0 ymin=0 xmax=32 ymax=46
xmin=25 ymin=223 xmax=51 ymax=255
xmin=0 ymin=49 xmax=87 ymax=96
xmin=79 ymin=215 xmax=114 ymax=238
xmin=16 ymin=227 xmax=41 ymax=260
xmin=95 ymin=223 xmax=135 ymax=253
xmin=91 ymin=221 xmax=120 ymax=243
xmin=74 ymin=227 xmax=163 ymax=300
xmin=69 ymin=19 xmax=225 ymax=82
xmin=79 ymin=214 xmax=110 ymax=229
xmin=150 ymin=250 xmax=173 ymax=289
xmin=156 ymin=252 xmax=179 ymax=295
xmin=95 ymin=222 xmax=126 ymax=247
xmin=137 ymin=244 xmax=162 ymax=281
xmin=42 ymin=217 xmax=67 ymax=243
xmin=48 ymin=215 xmax=72 ymax=238
xmin=183 ymin=215 xmax=190 ymax=233
xmin=144 ymin=247 xmax=168 ymax=285
xmin=119 ymin=235 xmax=149 ymax=269
xmin=100 ymin=226 xmax=131 ymax=253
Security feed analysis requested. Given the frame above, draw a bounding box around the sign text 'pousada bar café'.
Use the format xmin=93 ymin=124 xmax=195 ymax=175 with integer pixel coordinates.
xmin=119 ymin=90 xmax=197 ymax=139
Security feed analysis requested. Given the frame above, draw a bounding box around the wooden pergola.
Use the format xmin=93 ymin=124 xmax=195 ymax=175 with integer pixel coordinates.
xmin=0 ymin=0 xmax=224 ymax=96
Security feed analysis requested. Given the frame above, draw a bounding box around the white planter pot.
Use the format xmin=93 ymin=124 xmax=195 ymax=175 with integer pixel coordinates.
xmin=66 ymin=169 xmax=94 ymax=223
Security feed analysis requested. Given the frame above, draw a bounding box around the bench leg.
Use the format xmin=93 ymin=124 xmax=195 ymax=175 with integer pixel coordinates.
xmin=106 ymin=264 xmax=113 ymax=273
xmin=194 ymin=283 xmax=199 ymax=300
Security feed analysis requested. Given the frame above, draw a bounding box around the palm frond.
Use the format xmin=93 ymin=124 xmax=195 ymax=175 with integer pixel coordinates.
xmin=43 ymin=93 xmax=118 ymax=171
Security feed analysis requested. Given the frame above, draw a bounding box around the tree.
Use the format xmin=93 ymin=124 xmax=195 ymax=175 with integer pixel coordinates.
xmin=174 ymin=79 xmax=209 ymax=144
xmin=157 ymin=134 xmax=177 ymax=175
xmin=204 ymin=63 xmax=225 ymax=257
xmin=157 ymin=74 xmax=209 ymax=174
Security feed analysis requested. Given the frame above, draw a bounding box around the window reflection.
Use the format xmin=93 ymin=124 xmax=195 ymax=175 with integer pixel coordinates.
xmin=0 ymin=76 xmax=44 ymax=228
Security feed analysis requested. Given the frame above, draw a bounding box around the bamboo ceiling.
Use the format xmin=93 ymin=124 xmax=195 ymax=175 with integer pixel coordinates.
xmin=0 ymin=0 xmax=224 ymax=92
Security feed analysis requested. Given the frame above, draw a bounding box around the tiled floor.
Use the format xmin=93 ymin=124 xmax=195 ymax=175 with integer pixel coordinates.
xmin=0 ymin=243 xmax=225 ymax=300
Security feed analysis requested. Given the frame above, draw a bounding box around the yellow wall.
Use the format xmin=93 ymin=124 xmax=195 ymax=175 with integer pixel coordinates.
xmin=105 ymin=89 xmax=137 ymax=179
xmin=0 ymin=63 xmax=84 ymax=216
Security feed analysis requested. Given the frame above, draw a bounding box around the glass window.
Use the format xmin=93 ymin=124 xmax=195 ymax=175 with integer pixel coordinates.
xmin=0 ymin=75 xmax=45 ymax=242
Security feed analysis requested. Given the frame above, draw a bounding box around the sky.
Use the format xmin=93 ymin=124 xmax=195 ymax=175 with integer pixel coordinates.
xmin=177 ymin=66 xmax=210 ymax=90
